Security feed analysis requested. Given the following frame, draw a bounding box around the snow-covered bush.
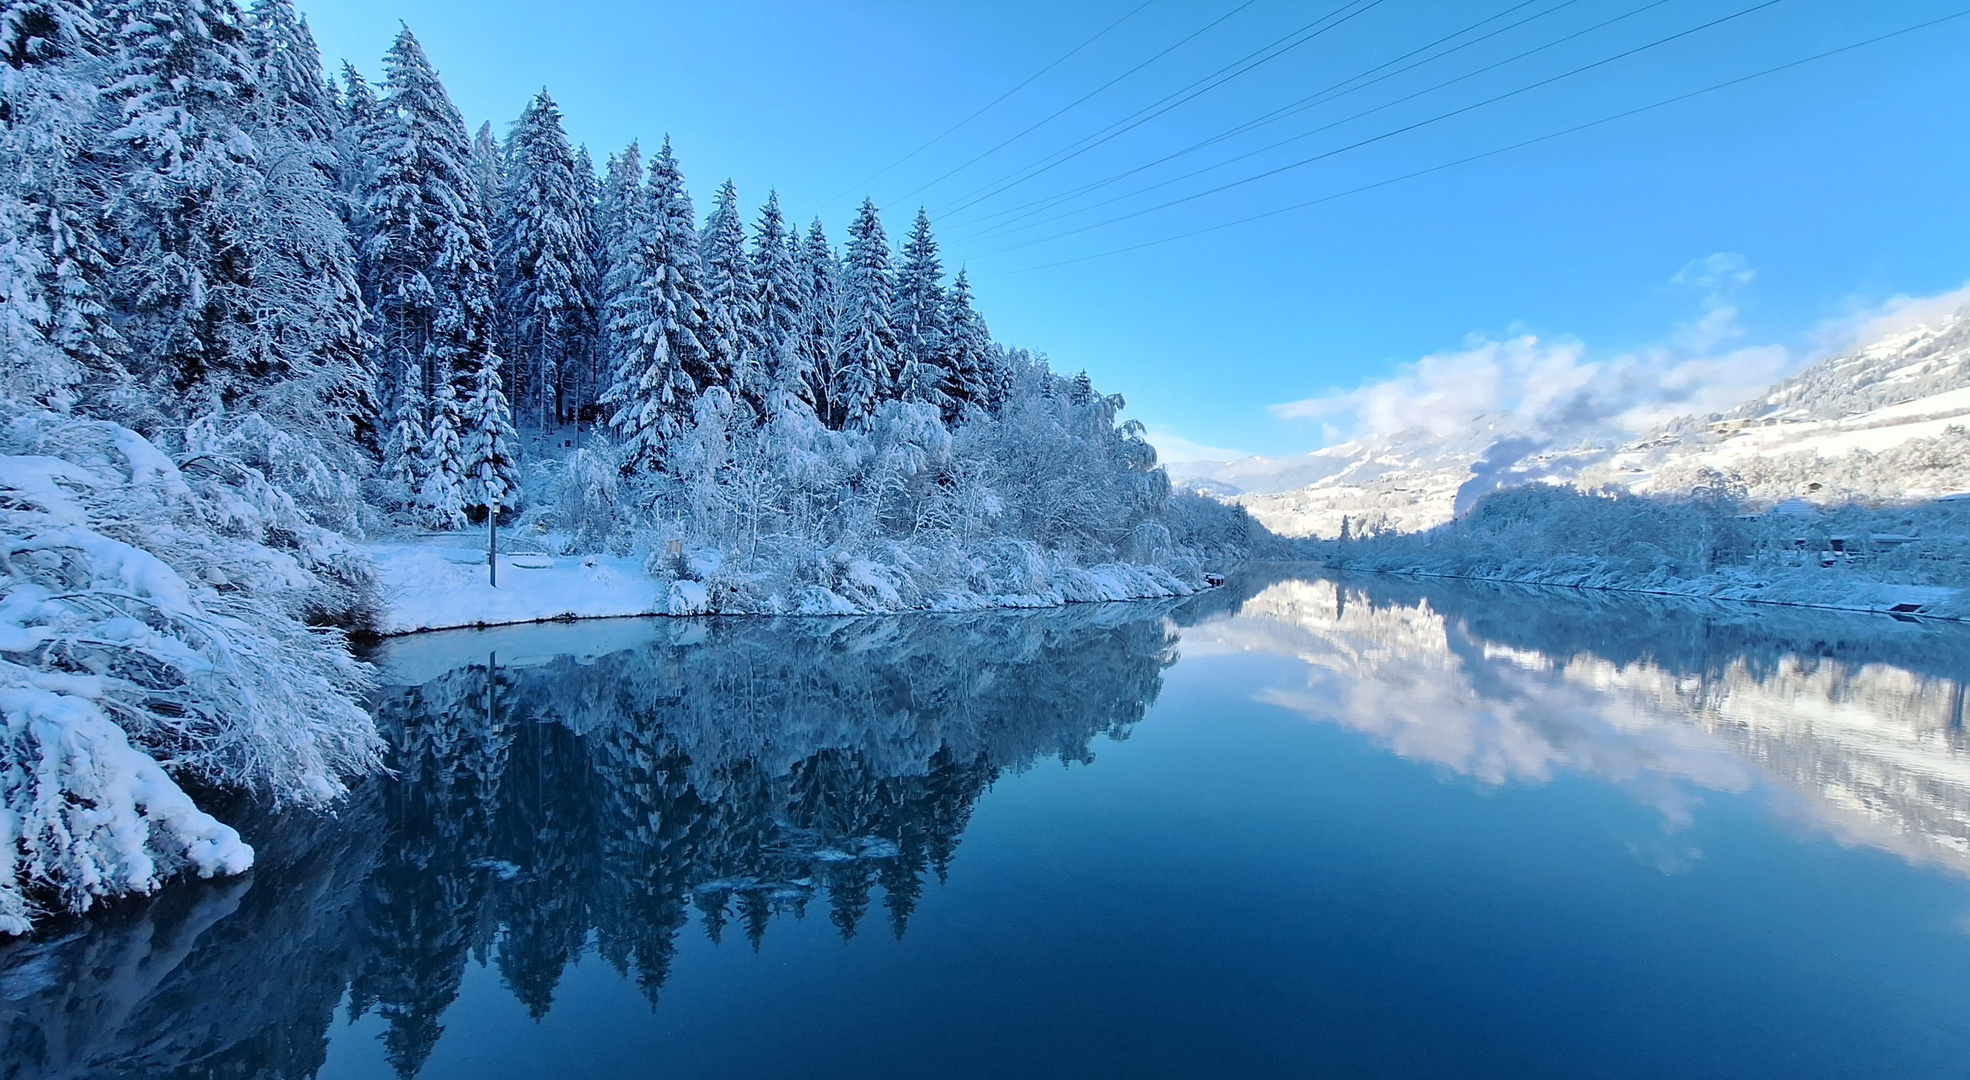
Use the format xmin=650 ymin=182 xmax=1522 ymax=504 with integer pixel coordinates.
xmin=1 ymin=405 xmax=382 ymax=932
xmin=513 ymin=357 xmax=1234 ymax=615
xmin=1325 ymin=482 xmax=1970 ymax=616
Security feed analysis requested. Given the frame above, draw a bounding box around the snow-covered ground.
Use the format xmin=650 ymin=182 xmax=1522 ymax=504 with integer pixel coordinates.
xmin=365 ymin=538 xmax=669 ymax=634
xmin=365 ymin=534 xmax=1201 ymax=634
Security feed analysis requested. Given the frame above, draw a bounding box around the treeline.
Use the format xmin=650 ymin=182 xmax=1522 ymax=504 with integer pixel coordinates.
xmin=0 ymin=1 xmax=1069 ymax=529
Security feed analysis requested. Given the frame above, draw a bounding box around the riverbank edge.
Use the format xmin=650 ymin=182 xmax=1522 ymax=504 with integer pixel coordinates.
xmin=365 ymin=540 xmax=1219 ymax=636
xmin=1306 ymin=561 xmax=1968 ymax=622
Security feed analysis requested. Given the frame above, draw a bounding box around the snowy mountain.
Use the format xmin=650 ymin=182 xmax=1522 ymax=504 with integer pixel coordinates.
xmin=1173 ymin=303 xmax=1970 ymax=538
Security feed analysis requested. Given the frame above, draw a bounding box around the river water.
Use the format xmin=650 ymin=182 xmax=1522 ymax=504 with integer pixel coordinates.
xmin=6 ymin=567 xmax=1970 ymax=1078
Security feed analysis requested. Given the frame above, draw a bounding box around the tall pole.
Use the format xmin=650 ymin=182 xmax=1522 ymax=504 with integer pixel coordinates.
xmin=487 ymin=474 xmax=498 ymax=588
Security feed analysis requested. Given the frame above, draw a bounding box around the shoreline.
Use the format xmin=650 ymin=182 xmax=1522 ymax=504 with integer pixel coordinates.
xmin=1308 ymin=561 xmax=1967 ymax=622
xmin=365 ymin=539 xmax=1209 ymax=636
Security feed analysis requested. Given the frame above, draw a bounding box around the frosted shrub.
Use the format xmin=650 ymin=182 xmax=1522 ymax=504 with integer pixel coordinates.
xmin=546 ymin=433 xmax=636 ymax=555
xmin=1 ymin=406 xmax=382 ymax=931
xmin=597 ymin=359 xmax=1230 ymax=615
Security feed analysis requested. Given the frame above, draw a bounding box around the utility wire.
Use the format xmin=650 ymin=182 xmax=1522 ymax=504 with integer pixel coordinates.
xmin=930 ymin=0 xmax=1390 ymax=222
xmin=877 ymin=0 xmax=1266 ymax=212
xmin=947 ymin=0 xmax=1582 ymax=238
xmin=815 ymin=1 xmax=1155 ymax=213
xmin=971 ymin=0 xmax=1785 ymax=260
xmin=988 ymin=8 xmax=1970 ymax=277
xmin=961 ymin=0 xmax=1673 ymax=245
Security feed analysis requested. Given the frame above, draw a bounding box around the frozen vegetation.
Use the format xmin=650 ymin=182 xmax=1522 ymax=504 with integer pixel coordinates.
xmin=0 ymin=1 xmax=1267 ymax=925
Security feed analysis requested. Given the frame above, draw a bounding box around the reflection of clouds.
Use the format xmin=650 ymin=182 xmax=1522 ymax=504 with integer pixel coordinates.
xmin=1194 ymin=579 xmax=1970 ymax=876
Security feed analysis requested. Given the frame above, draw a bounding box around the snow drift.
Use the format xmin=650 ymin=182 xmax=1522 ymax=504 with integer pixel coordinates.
xmin=0 ymin=406 xmax=382 ymax=933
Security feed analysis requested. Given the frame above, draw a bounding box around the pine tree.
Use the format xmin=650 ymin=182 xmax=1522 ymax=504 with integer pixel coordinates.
xmin=239 ymin=0 xmax=378 ymax=447
xmin=601 ymin=137 xmax=713 ymax=471
xmin=361 ymin=27 xmax=507 ymax=509
xmin=462 ymin=351 xmax=519 ymax=516
xmin=0 ymin=0 xmax=117 ymax=408
xmin=833 ymin=199 xmax=896 ymax=428
xmin=943 ymin=269 xmax=993 ymax=416
xmin=594 ymin=141 xmax=644 ymax=385
xmin=383 ymin=357 xmax=428 ymax=494
xmin=499 ymin=91 xmax=593 ymax=430
xmin=698 ymin=178 xmax=757 ymax=412
xmin=798 ymin=218 xmax=839 ymax=426
xmin=101 ymin=0 xmax=261 ymax=408
xmin=244 ymin=0 xmax=339 ymax=148
xmin=470 ymin=121 xmax=503 ymax=225
xmin=569 ymin=143 xmax=601 ymax=421
xmin=420 ymin=370 xmax=466 ymax=529
xmin=748 ymin=192 xmax=809 ymax=419
xmin=891 ymin=208 xmax=951 ymax=415
xmin=335 ymin=62 xmax=378 ymax=211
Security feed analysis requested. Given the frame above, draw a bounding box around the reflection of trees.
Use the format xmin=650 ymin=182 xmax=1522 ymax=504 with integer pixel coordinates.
xmin=0 ymin=603 xmax=1179 ymax=1079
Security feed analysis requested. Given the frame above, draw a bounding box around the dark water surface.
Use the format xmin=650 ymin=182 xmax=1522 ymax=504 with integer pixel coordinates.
xmin=7 ymin=568 xmax=1970 ymax=1078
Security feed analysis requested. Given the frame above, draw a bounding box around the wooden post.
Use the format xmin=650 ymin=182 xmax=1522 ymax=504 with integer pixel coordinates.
xmin=487 ymin=476 xmax=498 ymax=588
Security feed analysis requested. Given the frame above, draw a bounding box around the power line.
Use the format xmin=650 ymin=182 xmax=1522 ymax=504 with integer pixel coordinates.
xmin=970 ymin=0 xmax=1786 ymax=260
xmin=947 ymin=0 xmax=1584 ymax=239
xmin=929 ymin=0 xmax=1390 ymax=222
xmin=986 ymin=8 xmax=1970 ymax=277
xmin=958 ymin=0 xmax=1674 ymax=246
xmin=876 ymin=0 xmax=1266 ymax=212
xmin=814 ymin=1 xmax=1156 ymax=214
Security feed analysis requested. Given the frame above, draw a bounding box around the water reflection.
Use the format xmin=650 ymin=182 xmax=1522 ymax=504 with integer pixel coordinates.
xmin=1204 ymin=569 xmax=1970 ymax=872
xmin=6 ymin=572 xmax=1970 ymax=1078
xmin=0 ymin=605 xmax=1179 ymax=1079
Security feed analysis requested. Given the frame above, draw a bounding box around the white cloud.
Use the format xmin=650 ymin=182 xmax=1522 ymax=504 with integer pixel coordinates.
xmin=1270 ymin=253 xmax=1796 ymax=449
xmin=1805 ymin=281 xmax=1970 ymax=357
xmin=1142 ymin=425 xmax=1250 ymax=465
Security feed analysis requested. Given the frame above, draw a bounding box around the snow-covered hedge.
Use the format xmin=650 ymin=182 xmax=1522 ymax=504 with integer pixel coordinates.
xmin=1 ymin=406 xmax=382 ymax=933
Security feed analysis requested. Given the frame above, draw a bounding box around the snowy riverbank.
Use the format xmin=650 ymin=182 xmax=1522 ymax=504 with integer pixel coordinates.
xmin=366 ymin=536 xmax=1199 ymax=634
xmin=1314 ymin=562 xmax=1965 ymax=621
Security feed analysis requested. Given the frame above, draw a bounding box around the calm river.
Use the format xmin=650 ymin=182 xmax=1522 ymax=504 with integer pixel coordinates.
xmin=6 ymin=568 xmax=1970 ymax=1078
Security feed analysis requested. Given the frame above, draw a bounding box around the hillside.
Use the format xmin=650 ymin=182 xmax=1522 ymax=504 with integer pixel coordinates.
xmin=1172 ymin=302 xmax=1970 ymax=538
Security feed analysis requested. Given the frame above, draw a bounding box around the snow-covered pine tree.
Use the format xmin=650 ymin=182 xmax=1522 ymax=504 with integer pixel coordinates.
xmin=462 ymin=347 xmax=519 ymax=516
xmin=892 ymin=208 xmax=951 ymax=415
xmin=360 ymin=31 xmax=495 ymax=419
xmin=500 ymin=91 xmax=593 ymax=430
xmin=600 ymin=137 xmax=713 ymax=471
xmin=357 ymin=27 xmax=507 ymax=517
xmin=834 ymin=199 xmax=896 ymax=428
xmin=593 ymin=140 xmax=644 ymax=380
xmin=748 ymin=191 xmax=810 ymax=419
xmin=244 ymin=0 xmax=339 ymax=149
xmin=943 ymin=268 xmax=993 ymax=416
xmin=239 ymin=0 xmax=379 ymax=449
xmin=470 ymin=121 xmax=503 ymax=225
xmin=384 ymin=356 xmax=428 ymax=496
xmin=335 ymin=62 xmax=378 ymax=213
xmin=470 ymin=119 xmax=511 ymax=394
xmin=798 ymin=218 xmax=839 ymax=426
xmin=699 ymin=178 xmax=758 ymax=413
xmin=569 ymin=143 xmax=600 ymax=421
xmin=100 ymin=0 xmax=261 ymax=412
xmin=0 ymin=0 xmax=117 ymax=408
xmin=420 ymin=369 xmax=466 ymax=529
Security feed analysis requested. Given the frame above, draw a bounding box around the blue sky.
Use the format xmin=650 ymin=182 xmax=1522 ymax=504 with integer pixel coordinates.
xmin=305 ymin=0 xmax=1970 ymax=460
